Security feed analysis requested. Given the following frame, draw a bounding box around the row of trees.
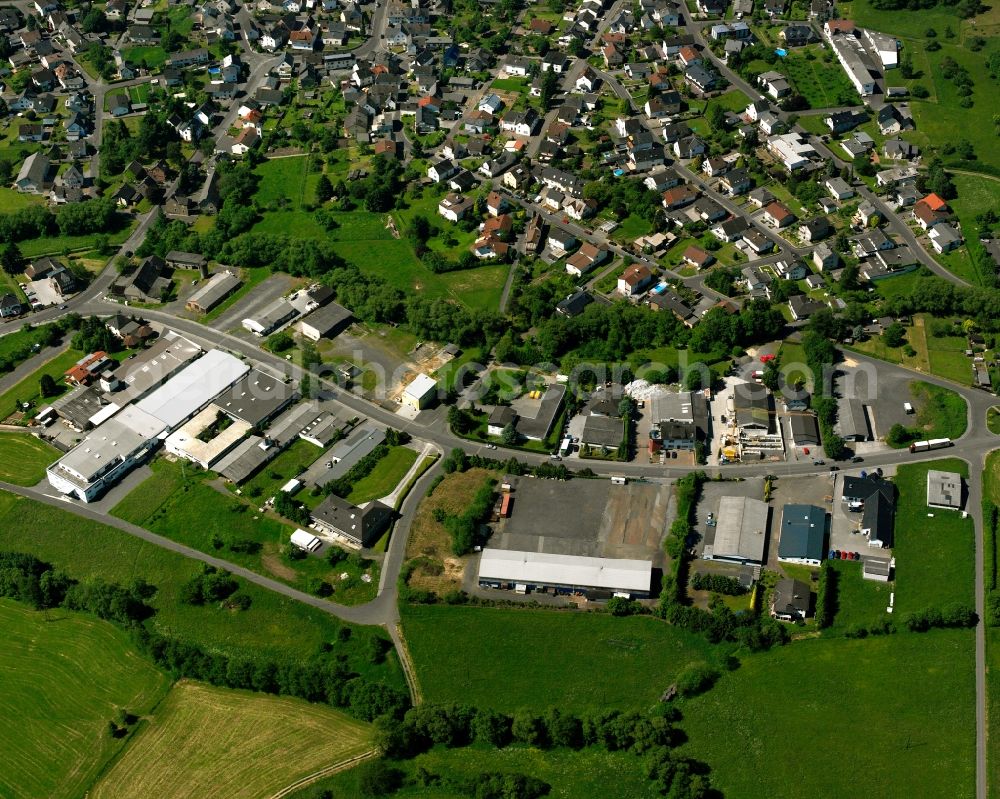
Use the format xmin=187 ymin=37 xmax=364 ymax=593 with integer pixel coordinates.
xmin=370 ymin=702 xmax=716 ymax=799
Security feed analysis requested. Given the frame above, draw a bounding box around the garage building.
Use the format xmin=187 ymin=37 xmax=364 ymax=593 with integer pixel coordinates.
xmin=778 ymin=503 xmax=826 ymax=565
xmin=298 ymin=302 xmax=353 ymax=341
xmin=478 ymin=548 xmax=653 ymax=598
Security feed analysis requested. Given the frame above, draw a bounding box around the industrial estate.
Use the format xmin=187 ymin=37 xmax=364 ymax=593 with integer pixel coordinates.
xmin=0 ymin=0 xmax=998 ymax=794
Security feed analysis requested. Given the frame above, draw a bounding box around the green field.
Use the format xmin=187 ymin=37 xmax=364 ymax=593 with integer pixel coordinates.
xmin=988 ymin=407 xmax=1000 ymax=435
xmin=0 ymin=186 xmax=45 ymax=211
xmin=0 ymin=348 xmax=83 ymax=423
xmin=17 ymin=226 xmax=133 ymax=259
xmin=296 ymin=744 xmax=656 ymax=799
xmin=0 ymin=324 xmax=58 ymax=363
xmin=892 ymin=458 xmax=974 ymax=615
xmin=0 ymin=600 xmax=171 ymax=799
xmin=0 ymin=491 xmax=403 ymax=684
xmin=112 ymin=459 xmax=380 ymax=605
xmin=254 ymin=155 xmax=319 ymax=212
xmin=90 ymin=681 xmax=374 ymax=799
xmin=347 ymin=445 xmax=418 ymax=504
xmin=0 ymin=432 xmax=59 ymax=485
xmin=681 ymin=630 xmax=975 ymax=798
xmin=401 ymin=605 xmax=722 ymax=713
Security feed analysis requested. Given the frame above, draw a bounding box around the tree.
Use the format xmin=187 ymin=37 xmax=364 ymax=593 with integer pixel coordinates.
xmin=39 ymin=374 xmax=58 ymax=398
xmin=315 ymin=173 xmax=333 ymax=204
xmin=883 ymin=322 xmax=906 ymax=348
xmin=500 ymin=422 xmax=519 ymax=446
xmin=81 ymin=7 xmax=107 ymax=33
xmin=540 ymin=69 xmax=559 ymax=110
xmin=357 ymin=760 xmax=404 ymax=797
xmin=617 ymin=396 xmax=635 ymax=419
xmin=1 ymin=242 xmax=24 ymax=276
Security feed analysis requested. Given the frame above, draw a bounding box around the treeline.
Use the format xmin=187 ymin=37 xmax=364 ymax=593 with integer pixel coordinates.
xmin=903 ymin=604 xmax=977 ymax=632
xmin=134 ymin=626 xmax=410 ymax=722
xmin=814 ymin=561 xmax=837 ymax=630
xmin=986 ymin=502 xmax=1000 ymax=626
xmin=440 ymin=447 xmax=573 ymax=482
xmin=0 ymin=550 xmax=154 ymax=625
xmin=0 ymin=198 xmax=122 ymax=244
xmin=372 ymin=702 xmax=717 ymax=799
xmin=869 ymin=0 xmax=981 ymax=18
xmin=800 ymin=330 xmax=847 ymax=460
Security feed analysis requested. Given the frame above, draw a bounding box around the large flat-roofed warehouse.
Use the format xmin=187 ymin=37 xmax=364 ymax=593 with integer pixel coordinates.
xmin=214 ymin=369 xmax=295 ymax=427
xmin=46 ymin=405 xmax=166 ymax=502
xmin=135 ymin=349 xmax=250 ymax=430
xmin=703 ymin=495 xmax=769 ymax=564
xmin=489 ymin=475 xmax=671 ymax=564
xmin=478 ymin=549 xmax=653 ymax=598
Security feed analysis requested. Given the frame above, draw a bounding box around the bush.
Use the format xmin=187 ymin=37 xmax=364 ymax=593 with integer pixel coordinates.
xmin=814 ymin=561 xmax=837 ymax=629
xmin=675 ymin=663 xmax=720 ymax=697
xmin=357 ymin=759 xmax=404 ymax=797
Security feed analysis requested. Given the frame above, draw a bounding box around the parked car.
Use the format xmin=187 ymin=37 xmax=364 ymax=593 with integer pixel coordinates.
xmin=850 ymin=456 xmax=864 ymax=463
xmin=813 ymin=459 xmax=825 ymax=466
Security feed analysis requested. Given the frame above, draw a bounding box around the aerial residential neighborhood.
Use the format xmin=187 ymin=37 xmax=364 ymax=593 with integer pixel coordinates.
xmin=0 ymin=0 xmax=998 ymax=794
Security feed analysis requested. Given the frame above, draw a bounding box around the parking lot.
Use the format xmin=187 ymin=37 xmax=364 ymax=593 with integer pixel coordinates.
xmin=492 ymin=476 xmax=673 ymax=567
xmin=835 ymin=358 xmax=914 ymax=441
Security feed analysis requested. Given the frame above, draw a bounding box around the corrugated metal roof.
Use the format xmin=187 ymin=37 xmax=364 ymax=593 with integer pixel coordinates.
xmin=478 ymin=549 xmax=651 ymax=592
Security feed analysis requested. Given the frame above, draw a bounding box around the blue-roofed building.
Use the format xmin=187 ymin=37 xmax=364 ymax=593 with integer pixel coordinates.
xmin=778 ymin=504 xmax=827 ymax=565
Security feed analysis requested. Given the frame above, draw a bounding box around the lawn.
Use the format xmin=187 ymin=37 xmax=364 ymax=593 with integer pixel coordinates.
xmin=984 ymin=449 xmax=1000 ymax=795
xmin=17 ymin=226 xmax=133 ymax=259
xmin=824 ymin=558 xmax=892 ymax=634
xmin=90 ymin=681 xmax=374 ymax=799
xmin=0 ymin=186 xmax=45 ymax=211
xmin=680 ymin=630 xmax=975 ymax=799
xmin=0 ymin=432 xmax=59 ymax=485
xmin=0 ymin=491 xmax=403 ymax=685
xmin=347 ymin=445 xmax=418 ymax=504
xmin=112 ymin=458 xmax=380 ymax=605
xmin=299 ymin=744 xmax=656 ymax=799
xmin=892 ymin=458 xmax=974 ymax=615
xmin=401 ymin=604 xmax=723 ymax=713
xmin=0 ymin=348 xmax=83 ymax=423
xmin=926 ymin=328 xmax=973 ymax=385
xmin=0 ymin=600 xmax=170 ymax=799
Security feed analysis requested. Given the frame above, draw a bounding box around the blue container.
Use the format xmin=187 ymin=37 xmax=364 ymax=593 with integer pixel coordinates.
xmin=775 ymin=48 xmax=788 ymax=57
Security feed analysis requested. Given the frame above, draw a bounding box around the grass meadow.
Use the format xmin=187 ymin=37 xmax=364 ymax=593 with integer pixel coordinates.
xmin=0 ymin=432 xmax=59 ymax=485
xmin=90 ymin=682 xmax=374 ymax=799
xmin=0 ymin=600 xmax=171 ymax=799
xmin=0 ymin=491 xmax=404 ymax=689
xmin=892 ymin=458 xmax=974 ymax=615
xmin=0 ymin=349 xmax=83 ymax=422
xmin=400 ymin=605 xmax=723 ymax=713
xmin=680 ymin=630 xmax=975 ymax=799
xmin=249 ymin=157 xmax=509 ymax=311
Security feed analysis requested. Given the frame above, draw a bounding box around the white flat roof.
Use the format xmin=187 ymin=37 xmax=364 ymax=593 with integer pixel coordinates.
xmin=478 ymin=548 xmax=652 ymax=592
xmin=136 ymin=349 xmax=249 ymax=430
xmin=403 ymin=373 xmax=437 ymax=400
xmin=54 ymin=405 xmax=165 ymax=483
xmin=165 ymin=403 xmax=252 ymax=467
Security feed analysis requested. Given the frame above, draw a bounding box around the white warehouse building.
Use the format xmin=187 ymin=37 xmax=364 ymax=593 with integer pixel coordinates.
xmin=47 ymin=348 xmax=251 ymax=502
xmin=478 ymin=549 xmax=653 ymax=598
